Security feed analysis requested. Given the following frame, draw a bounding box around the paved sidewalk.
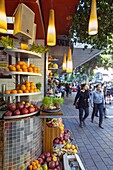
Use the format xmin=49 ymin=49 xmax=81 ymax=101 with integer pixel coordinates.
xmin=61 ymin=95 xmax=113 ymax=170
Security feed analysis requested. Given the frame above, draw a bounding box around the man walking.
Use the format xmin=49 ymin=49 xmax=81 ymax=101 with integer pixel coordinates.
xmin=91 ymin=84 xmax=105 ymax=129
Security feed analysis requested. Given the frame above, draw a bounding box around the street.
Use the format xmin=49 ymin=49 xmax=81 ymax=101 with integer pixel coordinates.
xmin=61 ymin=94 xmax=113 ymax=170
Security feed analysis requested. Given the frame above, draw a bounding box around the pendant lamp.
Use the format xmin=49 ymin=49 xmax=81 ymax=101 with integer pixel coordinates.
xmin=88 ymin=0 xmax=98 ymax=35
xmin=47 ymin=7 xmax=56 ymax=46
xmin=62 ymin=53 xmax=66 ymax=70
xmin=0 ymin=0 xmax=7 ymax=33
xmin=66 ymin=48 xmax=73 ymax=73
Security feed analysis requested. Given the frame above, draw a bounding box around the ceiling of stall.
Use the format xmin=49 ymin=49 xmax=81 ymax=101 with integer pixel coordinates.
xmin=3 ymin=0 xmax=79 ymax=39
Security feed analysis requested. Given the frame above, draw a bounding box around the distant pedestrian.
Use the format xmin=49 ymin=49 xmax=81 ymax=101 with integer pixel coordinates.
xmin=65 ymin=83 xmax=70 ymax=97
xmin=73 ymin=84 xmax=90 ymax=128
xmin=91 ymin=84 xmax=105 ymax=129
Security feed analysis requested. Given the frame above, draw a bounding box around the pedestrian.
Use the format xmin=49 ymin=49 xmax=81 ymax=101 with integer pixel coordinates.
xmin=65 ymin=83 xmax=70 ymax=97
xmin=103 ymin=86 xmax=107 ymax=118
xmin=73 ymin=84 xmax=90 ymax=128
xmin=91 ymin=84 xmax=105 ymax=129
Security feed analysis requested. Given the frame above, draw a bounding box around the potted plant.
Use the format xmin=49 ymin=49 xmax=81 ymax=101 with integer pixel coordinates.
xmin=53 ymin=97 xmax=64 ymax=109
xmin=42 ymin=96 xmax=53 ymax=110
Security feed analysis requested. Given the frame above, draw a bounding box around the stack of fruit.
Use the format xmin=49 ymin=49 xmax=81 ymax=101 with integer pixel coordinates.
xmin=28 ymin=152 xmax=61 ymax=170
xmin=5 ymin=101 xmax=40 ymax=117
xmin=48 ymin=56 xmax=57 ymax=61
xmin=48 ymin=63 xmax=58 ymax=69
xmin=5 ymin=80 xmax=40 ymax=94
xmin=53 ymin=143 xmax=78 ymax=157
xmin=5 ymin=61 xmax=40 ymax=73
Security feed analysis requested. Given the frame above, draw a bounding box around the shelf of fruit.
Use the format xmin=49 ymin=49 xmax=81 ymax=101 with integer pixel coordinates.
xmin=5 ymin=61 xmax=41 ymax=74
xmin=4 ymin=80 xmax=41 ymax=96
xmin=4 ymin=48 xmax=42 ymax=58
xmin=4 ymin=101 xmax=40 ymax=119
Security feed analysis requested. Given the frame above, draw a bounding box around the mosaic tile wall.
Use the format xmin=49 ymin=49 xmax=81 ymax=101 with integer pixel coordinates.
xmin=0 ymin=116 xmax=43 ymax=170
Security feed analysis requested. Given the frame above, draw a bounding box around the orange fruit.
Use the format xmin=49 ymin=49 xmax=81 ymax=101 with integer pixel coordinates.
xmin=37 ymin=89 xmax=40 ymax=92
xmin=30 ymin=82 xmax=35 ymax=86
xmin=25 ymin=80 xmax=29 ymax=84
xmin=21 ymin=64 xmax=27 ymax=70
xmin=18 ymin=68 xmax=23 ymax=72
xmin=11 ymin=90 xmax=17 ymax=94
xmin=26 ymin=86 xmax=30 ymax=91
xmin=20 ymin=85 xmax=26 ymax=91
xmin=28 ymin=165 xmax=33 ymax=170
xmin=16 ymin=65 xmax=20 ymax=70
xmin=30 ymin=63 xmax=35 ymax=68
xmin=17 ymin=61 xmax=23 ymax=66
xmin=5 ymin=67 xmax=10 ymax=72
xmin=24 ymin=89 xmax=29 ymax=93
xmin=37 ymin=68 xmax=40 ymax=73
xmin=30 ymin=85 xmax=35 ymax=90
xmin=34 ymin=88 xmax=38 ymax=92
xmin=28 ymin=67 xmax=33 ymax=72
xmin=29 ymin=89 xmax=34 ymax=93
xmin=33 ymin=67 xmax=37 ymax=73
xmin=10 ymin=66 xmax=16 ymax=71
xmin=18 ymin=90 xmax=23 ymax=93
xmin=16 ymin=86 xmax=20 ymax=90
xmin=5 ymin=90 xmax=11 ymax=94
xmin=25 ymin=83 xmax=30 ymax=87
xmin=22 ymin=68 xmax=28 ymax=72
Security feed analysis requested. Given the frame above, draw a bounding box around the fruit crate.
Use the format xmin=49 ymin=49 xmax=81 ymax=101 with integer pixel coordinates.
xmin=63 ymin=153 xmax=85 ymax=170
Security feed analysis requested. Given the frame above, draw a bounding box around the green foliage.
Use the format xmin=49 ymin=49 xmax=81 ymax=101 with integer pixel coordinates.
xmin=70 ymin=0 xmax=113 ymax=52
xmin=42 ymin=96 xmax=53 ymax=106
xmin=28 ymin=43 xmax=49 ymax=54
xmin=53 ymin=97 xmax=64 ymax=105
xmin=0 ymin=36 xmax=14 ymax=48
xmin=36 ymin=82 xmax=42 ymax=90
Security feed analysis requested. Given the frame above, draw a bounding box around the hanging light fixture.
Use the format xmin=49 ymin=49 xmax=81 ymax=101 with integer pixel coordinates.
xmin=62 ymin=53 xmax=66 ymax=70
xmin=47 ymin=0 xmax=56 ymax=46
xmin=0 ymin=0 xmax=7 ymax=33
xmin=88 ymin=0 xmax=98 ymax=35
xmin=66 ymin=48 xmax=73 ymax=73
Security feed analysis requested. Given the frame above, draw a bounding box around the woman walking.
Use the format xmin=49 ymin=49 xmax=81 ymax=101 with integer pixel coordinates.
xmin=73 ymin=84 xmax=90 ymax=128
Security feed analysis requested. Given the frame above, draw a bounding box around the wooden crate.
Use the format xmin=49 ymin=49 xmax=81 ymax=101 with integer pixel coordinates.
xmin=43 ymin=118 xmax=60 ymax=153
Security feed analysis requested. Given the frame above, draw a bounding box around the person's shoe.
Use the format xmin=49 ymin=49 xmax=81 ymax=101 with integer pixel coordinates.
xmin=91 ymin=119 xmax=94 ymax=123
xmin=82 ymin=119 xmax=86 ymax=126
xmin=99 ymin=124 xmax=104 ymax=129
xmin=104 ymin=116 xmax=108 ymax=118
xmin=79 ymin=122 xmax=83 ymax=128
xmin=95 ymin=115 xmax=99 ymax=117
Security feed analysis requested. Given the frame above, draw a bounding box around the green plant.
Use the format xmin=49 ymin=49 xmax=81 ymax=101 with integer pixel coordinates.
xmin=42 ymin=96 xmax=53 ymax=107
xmin=53 ymin=97 xmax=64 ymax=105
xmin=28 ymin=43 xmax=49 ymax=54
xmin=1 ymin=36 xmax=14 ymax=48
xmin=36 ymin=82 xmax=42 ymax=90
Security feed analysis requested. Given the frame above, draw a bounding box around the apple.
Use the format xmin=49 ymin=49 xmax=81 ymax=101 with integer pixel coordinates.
xmin=46 ymin=156 xmax=52 ymax=162
xmin=44 ymin=152 xmax=51 ymax=158
xmin=63 ymin=135 xmax=68 ymax=142
xmin=17 ymin=103 xmax=24 ymax=110
xmin=28 ymin=106 xmax=35 ymax=113
xmin=49 ymin=161 xmax=56 ymax=169
xmin=5 ymin=111 xmax=12 ymax=116
xmin=8 ymin=103 xmax=16 ymax=112
xmin=13 ymin=109 xmax=21 ymax=116
xmin=56 ymin=166 xmax=60 ymax=170
xmin=21 ymin=108 xmax=29 ymax=114
xmin=38 ymin=158 xmax=43 ymax=165
xmin=24 ymin=104 xmax=29 ymax=109
xmin=60 ymin=137 xmax=63 ymax=141
xmin=40 ymin=154 xmax=45 ymax=160
xmin=55 ymin=161 xmax=59 ymax=166
xmin=53 ymin=138 xmax=60 ymax=144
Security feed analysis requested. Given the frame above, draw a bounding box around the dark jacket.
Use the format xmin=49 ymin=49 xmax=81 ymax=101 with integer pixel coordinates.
xmin=74 ymin=90 xmax=90 ymax=108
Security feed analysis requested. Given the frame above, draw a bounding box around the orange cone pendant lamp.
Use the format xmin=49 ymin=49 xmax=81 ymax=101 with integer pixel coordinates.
xmin=0 ymin=0 xmax=7 ymax=33
xmin=66 ymin=48 xmax=73 ymax=73
xmin=62 ymin=53 xmax=66 ymax=70
xmin=47 ymin=8 xmax=56 ymax=46
xmin=88 ymin=0 xmax=98 ymax=35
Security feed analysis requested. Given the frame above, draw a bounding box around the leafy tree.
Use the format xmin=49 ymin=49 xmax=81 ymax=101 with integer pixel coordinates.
xmin=70 ymin=0 xmax=113 ymax=52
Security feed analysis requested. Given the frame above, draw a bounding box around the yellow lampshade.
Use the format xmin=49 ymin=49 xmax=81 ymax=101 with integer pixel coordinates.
xmin=47 ymin=9 xmax=56 ymax=46
xmin=66 ymin=48 xmax=73 ymax=73
xmin=0 ymin=0 xmax=7 ymax=33
xmin=88 ymin=0 xmax=98 ymax=35
xmin=62 ymin=53 xmax=66 ymax=70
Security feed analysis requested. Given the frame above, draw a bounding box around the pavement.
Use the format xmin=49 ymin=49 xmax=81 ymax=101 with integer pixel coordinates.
xmin=61 ymin=93 xmax=113 ymax=170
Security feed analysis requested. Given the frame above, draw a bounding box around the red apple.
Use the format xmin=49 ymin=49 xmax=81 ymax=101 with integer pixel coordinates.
xmin=5 ymin=111 xmax=12 ymax=116
xmin=24 ymin=104 xmax=29 ymax=109
xmin=17 ymin=103 xmax=24 ymax=110
xmin=21 ymin=108 xmax=29 ymax=114
xmin=28 ymin=106 xmax=35 ymax=113
xmin=8 ymin=103 xmax=16 ymax=112
xmin=55 ymin=161 xmax=59 ymax=167
xmin=38 ymin=158 xmax=43 ymax=165
xmin=49 ymin=161 xmax=56 ymax=169
xmin=13 ymin=109 xmax=21 ymax=116
xmin=40 ymin=154 xmax=45 ymax=160
xmin=44 ymin=152 xmax=51 ymax=158
xmin=46 ymin=156 xmax=52 ymax=162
